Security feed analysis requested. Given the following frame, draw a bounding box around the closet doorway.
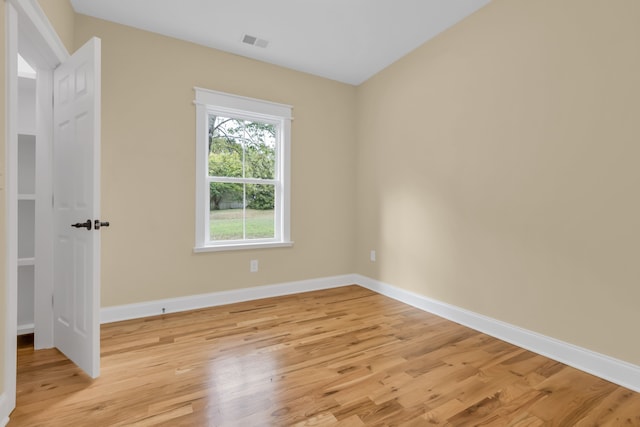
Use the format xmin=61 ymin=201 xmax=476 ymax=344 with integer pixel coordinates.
xmin=5 ymin=0 xmax=103 ymax=418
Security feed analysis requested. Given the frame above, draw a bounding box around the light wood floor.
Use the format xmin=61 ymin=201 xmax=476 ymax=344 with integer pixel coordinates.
xmin=9 ymin=285 xmax=640 ymax=426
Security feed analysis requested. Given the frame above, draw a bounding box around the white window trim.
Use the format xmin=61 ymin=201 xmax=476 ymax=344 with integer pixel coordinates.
xmin=193 ymin=87 xmax=293 ymax=252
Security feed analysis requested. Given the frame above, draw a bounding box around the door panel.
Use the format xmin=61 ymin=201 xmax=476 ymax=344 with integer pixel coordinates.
xmin=52 ymin=37 xmax=101 ymax=379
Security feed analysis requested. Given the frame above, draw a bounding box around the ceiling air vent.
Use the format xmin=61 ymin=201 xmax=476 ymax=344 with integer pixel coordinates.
xmin=242 ymin=34 xmax=269 ymax=48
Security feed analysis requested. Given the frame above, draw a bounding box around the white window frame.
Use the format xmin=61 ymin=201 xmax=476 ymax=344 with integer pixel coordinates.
xmin=193 ymin=87 xmax=293 ymax=252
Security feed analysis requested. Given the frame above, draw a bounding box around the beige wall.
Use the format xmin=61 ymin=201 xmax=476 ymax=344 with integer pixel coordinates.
xmin=356 ymin=0 xmax=640 ymax=365
xmin=74 ymin=15 xmax=357 ymax=307
xmin=37 ymin=0 xmax=75 ymax=53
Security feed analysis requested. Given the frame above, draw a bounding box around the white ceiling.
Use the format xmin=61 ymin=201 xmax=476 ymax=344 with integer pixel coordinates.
xmin=70 ymin=0 xmax=491 ymax=86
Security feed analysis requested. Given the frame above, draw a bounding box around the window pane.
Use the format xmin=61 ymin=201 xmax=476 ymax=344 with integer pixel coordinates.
xmin=245 ymin=123 xmax=276 ymax=179
xmin=208 ymin=115 xmax=243 ymax=178
xmin=246 ymin=184 xmax=275 ymax=239
xmin=209 ymin=183 xmax=244 ymax=241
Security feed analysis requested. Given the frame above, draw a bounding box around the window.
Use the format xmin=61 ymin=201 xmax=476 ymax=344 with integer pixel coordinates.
xmin=194 ymin=88 xmax=293 ymax=251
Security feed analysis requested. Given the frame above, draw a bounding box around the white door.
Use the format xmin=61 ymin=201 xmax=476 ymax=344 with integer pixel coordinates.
xmin=52 ymin=37 xmax=102 ymax=378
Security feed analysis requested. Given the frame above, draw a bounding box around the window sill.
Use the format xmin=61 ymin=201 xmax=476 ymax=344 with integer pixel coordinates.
xmin=193 ymin=241 xmax=294 ymax=253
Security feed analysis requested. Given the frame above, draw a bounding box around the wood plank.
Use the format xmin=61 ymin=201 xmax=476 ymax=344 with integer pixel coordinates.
xmin=9 ymin=286 xmax=640 ymax=426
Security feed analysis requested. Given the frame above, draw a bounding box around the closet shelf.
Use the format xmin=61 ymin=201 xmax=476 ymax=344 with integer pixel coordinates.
xmin=18 ymin=257 xmax=35 ymax=267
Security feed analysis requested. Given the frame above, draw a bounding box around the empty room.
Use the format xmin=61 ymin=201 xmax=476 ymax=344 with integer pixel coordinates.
xmin=2 ymin=0 xmax=640 ymax=425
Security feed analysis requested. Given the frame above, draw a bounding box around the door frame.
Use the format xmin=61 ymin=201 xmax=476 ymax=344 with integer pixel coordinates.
xmin=3 ymin=0 xmax=68 ymax=418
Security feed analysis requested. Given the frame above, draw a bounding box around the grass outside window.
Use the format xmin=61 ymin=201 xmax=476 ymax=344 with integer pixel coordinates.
xmin=210 ymin=209 xmax=274 ymax=241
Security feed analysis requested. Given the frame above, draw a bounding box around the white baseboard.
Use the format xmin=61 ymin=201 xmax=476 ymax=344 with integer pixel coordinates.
xmin=17 ymin=323 xmax=34 ymax=336
xmin=354 ymin=274 xmax=640 ymax=393
xmin=0 ymin=392 xmax=9 ymax=427
xmin=101 ymin=274 xmax=357 ymax=324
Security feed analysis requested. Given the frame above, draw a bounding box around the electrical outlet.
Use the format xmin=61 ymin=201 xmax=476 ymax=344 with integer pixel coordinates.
xmin=250 ymin=259 xmax=259 ymax=272
xmin=370 ymin=250 xmax=376 ymax=262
